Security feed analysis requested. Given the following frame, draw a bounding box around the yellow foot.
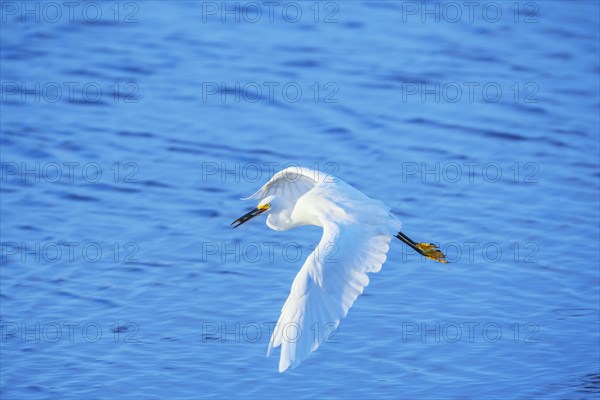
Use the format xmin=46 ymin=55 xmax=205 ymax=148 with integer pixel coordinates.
xmin=416 ymin=243 xmax=448 ymax=263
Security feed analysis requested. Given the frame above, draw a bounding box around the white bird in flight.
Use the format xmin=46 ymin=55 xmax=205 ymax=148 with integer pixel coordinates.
xmin=231 ymin=167 xmax=446 ymax=372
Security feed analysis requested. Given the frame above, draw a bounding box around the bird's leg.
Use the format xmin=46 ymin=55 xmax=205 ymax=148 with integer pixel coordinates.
xmin=396 ymin=232 xmax=447 ymax=263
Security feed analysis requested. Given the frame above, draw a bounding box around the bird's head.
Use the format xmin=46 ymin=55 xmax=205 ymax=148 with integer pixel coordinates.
xmin=231 ymin=195 xmax=279 ymax=228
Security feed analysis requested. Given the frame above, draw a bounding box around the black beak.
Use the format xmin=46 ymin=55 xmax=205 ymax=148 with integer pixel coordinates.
xmin=231 ymin=207 xmax=266 ymax=228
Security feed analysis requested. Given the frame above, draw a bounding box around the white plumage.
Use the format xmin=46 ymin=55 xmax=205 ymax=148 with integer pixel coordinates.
xmin=232 ymin=167 xmax=444 ymax=372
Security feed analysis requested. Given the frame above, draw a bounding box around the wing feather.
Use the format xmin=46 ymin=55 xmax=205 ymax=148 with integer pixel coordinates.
xmin=242 ymin=167 xmax=323 ymax=208
xmin=267 ymin=221 xmax=394 ymax=372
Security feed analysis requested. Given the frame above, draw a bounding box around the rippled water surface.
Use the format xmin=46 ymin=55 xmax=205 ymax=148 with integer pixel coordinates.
xmin=1 ymin=1 xmax=599 ymax=399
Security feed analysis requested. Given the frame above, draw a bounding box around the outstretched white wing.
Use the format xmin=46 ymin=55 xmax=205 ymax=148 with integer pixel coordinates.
xmin=242 ymin=166 xmax=324 ymax=206
xmin=267 ymin=219 xmax=394 ymax=372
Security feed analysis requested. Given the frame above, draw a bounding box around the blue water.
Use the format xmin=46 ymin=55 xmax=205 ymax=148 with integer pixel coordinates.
xmin=1 ymin=1 xmax=599 ymax=398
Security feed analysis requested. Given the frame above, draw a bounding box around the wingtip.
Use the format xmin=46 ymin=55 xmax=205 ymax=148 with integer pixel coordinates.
xmin=240 ymin=188 xmax=264 ymax=201
xmin=278 ymin=359 xmax=291 ymax=373
xmin=240 ymin=194 xmax=259 ymax=201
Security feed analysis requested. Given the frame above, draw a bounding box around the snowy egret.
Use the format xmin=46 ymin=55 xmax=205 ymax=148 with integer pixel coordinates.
xmin=231 ymin=167 xmax=446 ymax=372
